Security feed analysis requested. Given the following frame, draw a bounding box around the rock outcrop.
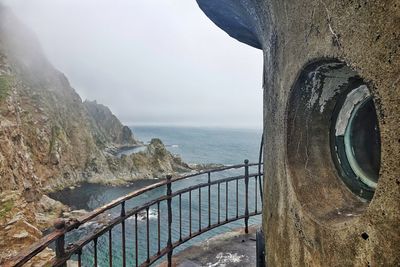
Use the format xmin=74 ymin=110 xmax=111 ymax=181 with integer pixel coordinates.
xmin=84 ymin=100 xmax=140 ymax=150
xmin=105 ymin=138 xmax=192 ymax=182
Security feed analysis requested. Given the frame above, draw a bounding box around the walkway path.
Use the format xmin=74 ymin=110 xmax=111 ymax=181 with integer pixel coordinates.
xmin=160 ymin=225 xmax=259 ymax=267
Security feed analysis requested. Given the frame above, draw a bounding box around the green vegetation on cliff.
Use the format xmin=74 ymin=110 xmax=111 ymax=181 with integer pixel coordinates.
xmin=0 ymin=199 xmax=13 ymax=219
xmin=0 ymin=75 xmax=11 ymax=101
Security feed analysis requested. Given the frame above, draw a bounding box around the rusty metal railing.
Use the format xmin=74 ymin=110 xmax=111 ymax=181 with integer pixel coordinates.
xmin=5 ymin=160 xmax=263 ymax=267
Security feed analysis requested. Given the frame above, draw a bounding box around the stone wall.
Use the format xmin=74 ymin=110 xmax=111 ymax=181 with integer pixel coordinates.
xmin=197 ymin=0 xmax=400 ymax=266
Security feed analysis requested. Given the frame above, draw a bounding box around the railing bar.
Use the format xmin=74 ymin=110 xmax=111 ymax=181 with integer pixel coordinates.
xmin=166 ymin=175 xmax=173 ymax=267
xmin=122 ymin=220 xmax=126 ymax=266
xmin=179 ymin=193 xmax=182 ymax=241
xmin=93 ymin=238 xmax=98 ymax=267
xmin=217 ymin=182 xmax=220 ymax=224
xmin=121 ymin=202 xmax=126 ymax=267
xmin=54 ymin=223 xmax=66 ymax=267
xmin=78 ymin=249 xmax=82 ymax=267
xmin=244 ymin=159 xmax=249 ymax=233
xmin=260 ymin=174 xmax=264 ymax=207
xmin=189 ymin=190 xmax=192 ymax=236
xmin=109 ymin=229 xmax=113 ymax=267
xmin=236 ymin=178 xmax=239 ymax=219
xmin=135 ymin=213 xmax=138 ymax=267
xmin=199 ymin=187 xmax=201 ymax=231
xmin=225 ymin=181 xmax=228 ymax=221
xmin=208 ymin=172 xmax=211 ymax=228
xmin=146 ymin=207 xmax=150 ymax=263
xmin=157 ymin=201 xmax=161 ymax=254
xmin=255 ymin=175 xmax=258 ymax=213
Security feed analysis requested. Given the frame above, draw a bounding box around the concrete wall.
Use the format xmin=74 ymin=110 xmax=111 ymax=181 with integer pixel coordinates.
xmin=197 ymin=0 xmax=400 ymax=266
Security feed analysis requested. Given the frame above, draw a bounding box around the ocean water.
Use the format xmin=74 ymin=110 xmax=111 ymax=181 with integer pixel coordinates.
xmin=51 ymin=126 xmax=263 ymax=266
xmin=131 ymin=126 xmax=263 ymax=165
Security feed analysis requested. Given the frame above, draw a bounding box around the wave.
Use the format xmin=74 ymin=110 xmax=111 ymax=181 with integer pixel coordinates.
xmin=126 ymin=208 xmax=158 ymax=221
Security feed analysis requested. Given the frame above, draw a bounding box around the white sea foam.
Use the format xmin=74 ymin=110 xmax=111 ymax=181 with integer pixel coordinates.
xmin=126 ymin=208 xmax=158 ymax=221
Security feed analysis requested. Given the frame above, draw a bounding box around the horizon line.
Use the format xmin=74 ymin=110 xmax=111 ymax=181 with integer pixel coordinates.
xmin=127 ymin=123 xmax=262 ymax=130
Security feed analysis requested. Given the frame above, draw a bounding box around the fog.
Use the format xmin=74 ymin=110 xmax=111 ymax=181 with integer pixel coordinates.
xmin=2 ymin=0 xmax=263 ymax=129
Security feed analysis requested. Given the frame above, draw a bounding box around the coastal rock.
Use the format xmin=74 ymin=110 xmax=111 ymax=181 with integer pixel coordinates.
xmin=104 ymin=138 xmax=192 ymax=182
xmin=38 ymin=195 xmax=68 ymax=213
xmin=190 ymin=163 xmax=225 ymax=172
xmin=84 ymin=99 xmax=140 ymax=149
xmin=0 ymin=191 xmax=65 ymax=265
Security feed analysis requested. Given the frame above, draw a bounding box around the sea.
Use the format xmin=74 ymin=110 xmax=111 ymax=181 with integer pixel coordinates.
xmin=50 ymin=126 xmax=263 ymax=266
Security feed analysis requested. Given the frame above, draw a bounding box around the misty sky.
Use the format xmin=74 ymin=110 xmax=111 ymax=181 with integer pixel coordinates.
xmin=2 ymin=0 xmax=263 ymax=128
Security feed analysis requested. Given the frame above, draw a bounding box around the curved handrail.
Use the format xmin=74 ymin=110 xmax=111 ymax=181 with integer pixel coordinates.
xmin=75 ymin=162 xmax=262 ymax=228
xmin=54 ymin=172 xmax=262 ymax=267
xmin=5 ymin=161 xmax=263 ymax=267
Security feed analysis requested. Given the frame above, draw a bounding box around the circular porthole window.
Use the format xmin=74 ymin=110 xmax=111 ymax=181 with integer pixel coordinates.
xmin=287 ymin=59 xmax=381 ymax=223
xmin=332 ymin=85 xmax=381 ymax=200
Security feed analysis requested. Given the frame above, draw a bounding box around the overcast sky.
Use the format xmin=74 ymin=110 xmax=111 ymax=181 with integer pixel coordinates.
xmin=2 ymin=0 xmax=263 ymax=128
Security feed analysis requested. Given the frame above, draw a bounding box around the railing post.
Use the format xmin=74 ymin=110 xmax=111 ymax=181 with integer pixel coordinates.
xmin=121 ymin=201 xmax=126 ymax=267
xmin=166 ymin=174 xmax=173 ymax=267
xmin=208 ymin=172 xmax=211 ymax=228
xmin=244 ymin=159 xmax=249 ymax=234
xmin=54 ymin=219 xmax=67 ymax=267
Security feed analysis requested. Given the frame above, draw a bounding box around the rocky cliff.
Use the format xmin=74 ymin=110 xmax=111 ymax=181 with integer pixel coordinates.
xmin=0 ymin=5 xmax=109 ymax=192
xmin=84 ymin=100 xmax=140 ymax=151
xmin=0 ymin=6 xmax=192 ymax=264
xmin=0 ymin=5 xmax=189 ymax=193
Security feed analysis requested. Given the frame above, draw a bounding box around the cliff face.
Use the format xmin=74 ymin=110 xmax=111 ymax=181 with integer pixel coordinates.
xmin=0 ymin=6 xmax=111 ymax=192
xmin=84 ymin=100 xmax=139 ymax=150
xmin=0 ymin=6 xmax=188 ymax=193
xmin=0 ymin=6 xmax=192 ymax=264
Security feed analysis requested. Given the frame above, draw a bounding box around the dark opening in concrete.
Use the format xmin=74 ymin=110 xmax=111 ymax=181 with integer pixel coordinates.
xmin=286 ymin=59 xmax=381 ymax=224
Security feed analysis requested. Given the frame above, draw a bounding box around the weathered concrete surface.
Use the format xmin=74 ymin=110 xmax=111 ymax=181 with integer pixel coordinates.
xmin=197 ymin=1 xmax=400 ymax=266
xmin=159 ymin=226 xmax=258 ymax=267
